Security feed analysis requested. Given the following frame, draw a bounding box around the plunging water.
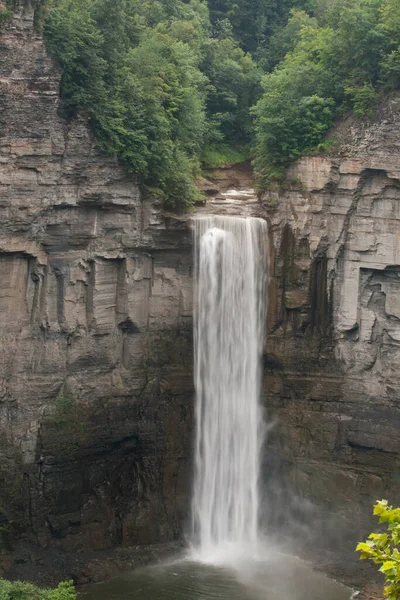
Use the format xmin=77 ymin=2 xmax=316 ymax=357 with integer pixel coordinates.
xmin=82 ymin=213 xmax=354 ymax=600
xmin=192 ymin=216 xmax=268 ymax=562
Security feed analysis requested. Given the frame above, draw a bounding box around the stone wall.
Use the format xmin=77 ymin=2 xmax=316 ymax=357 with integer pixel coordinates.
xmin=262 ymin=100 xmax=400 ymax=583
xmin=0 ymin=5 xmax=194 ymax=582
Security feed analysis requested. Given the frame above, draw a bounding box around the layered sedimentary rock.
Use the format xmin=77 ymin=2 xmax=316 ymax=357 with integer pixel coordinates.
xmin=262 ymin=100 xmax=400 ymax=581
xmin=1 ymin=0 xmax=400 ymax=590
xmin=0 ymin=5 xmax=193 ymax=582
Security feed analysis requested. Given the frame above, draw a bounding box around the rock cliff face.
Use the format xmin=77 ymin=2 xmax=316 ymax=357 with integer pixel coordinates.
xmin=263 ymin=101 xmax=400 ymax=581
xmin=1 ymin=2 xmax=400 ymax=590
xmin=0 ymin=6 xmax=193 ymax=582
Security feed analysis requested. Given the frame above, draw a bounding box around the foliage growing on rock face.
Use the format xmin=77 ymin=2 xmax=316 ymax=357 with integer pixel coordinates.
xmin=356 ymin=500 xmax=400 ymax=600
xmin=253 ymin=0 xmax=400 ymax=189
xmin=0 ymin=579 xmax=76 ymax=600
xmin=36 ymin=0 xmax=320 ymax=208
xmin=43 ymin=0 xmax=206 ymax=208
xmin=4 ymin=0 xmax=400 ymax=203
xmin=41 ymin=0 xmax=263 ymax=209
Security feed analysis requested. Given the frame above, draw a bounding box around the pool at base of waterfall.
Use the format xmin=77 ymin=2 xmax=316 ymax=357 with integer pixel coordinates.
xmin=79 ymin=553 xmax=353 ymax=600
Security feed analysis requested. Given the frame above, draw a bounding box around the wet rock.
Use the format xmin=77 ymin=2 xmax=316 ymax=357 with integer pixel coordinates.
xmin=0 ymin=7 xmax=193 ymax=582
xmin=263 ymin=95 xmax=400 ymax=584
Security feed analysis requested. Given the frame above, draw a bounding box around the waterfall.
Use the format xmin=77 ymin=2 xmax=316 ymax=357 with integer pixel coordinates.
xmin=192 ymin=215 xmax=268 ymax=562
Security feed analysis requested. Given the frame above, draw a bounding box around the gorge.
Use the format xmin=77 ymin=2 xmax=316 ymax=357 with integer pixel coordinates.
xmin=0 ymin=1 xmax=399 ymax=596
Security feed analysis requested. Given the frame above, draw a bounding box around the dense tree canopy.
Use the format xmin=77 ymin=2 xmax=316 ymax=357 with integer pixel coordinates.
xmin=41 ymin=0 xmax=267 ymax=207
xmin=44 ymin=0 xmax=211 ymax=206
xmin=6 ymin=0 xmax=398 ymax=206
xmin=253 ymin=0 xmax=400 ymax=188
xmin=207 ymin=0 xmax=314 ymax=58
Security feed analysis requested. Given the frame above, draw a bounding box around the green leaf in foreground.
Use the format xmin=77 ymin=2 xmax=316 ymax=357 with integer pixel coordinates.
xmin=356 ymin=501 xmax=400 ymax=600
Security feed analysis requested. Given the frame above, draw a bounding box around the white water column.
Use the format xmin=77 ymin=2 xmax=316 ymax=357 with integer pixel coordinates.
xmin=192 ymin=215 xmax=268 ymax=562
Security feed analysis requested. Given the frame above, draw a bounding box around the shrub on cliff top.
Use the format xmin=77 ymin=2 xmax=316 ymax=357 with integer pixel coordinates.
xmin=356 ymin=500 xmax=400 ymax=600
xmin=0 ymin=579 xmax=76 ymax=600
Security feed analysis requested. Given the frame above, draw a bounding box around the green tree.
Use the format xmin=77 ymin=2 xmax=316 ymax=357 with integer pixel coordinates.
xmin=24 ymin=0 xmax=400 ymax=202
xmin=327 ymin=0 xmax=385 ymax=108
xmin=253 ymin=16 xmax=335 ymax=187
xmin=123 ymin=30 xmax=207 ymax=204
xmin=380 ymin=0 xmax=400 ymax=89
xmin=0 ymin=579 xmax=76 ymax=600
xmin=266 ymin=9 xmax=318 ymax=70
xmin=44 ymin=0 xmax=107 ymax=117
xmin=252 ymin=0 xmax=400 ymax=188
xmin=201 ymin=34 xmax=260 ymax=146
xmin=356 ymin=500 xmax=400 ymax=600
xmin=44 ymin=0 xmax=208 ymax=208
xmin=207 ymin=0 xmax=315 ymax=55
